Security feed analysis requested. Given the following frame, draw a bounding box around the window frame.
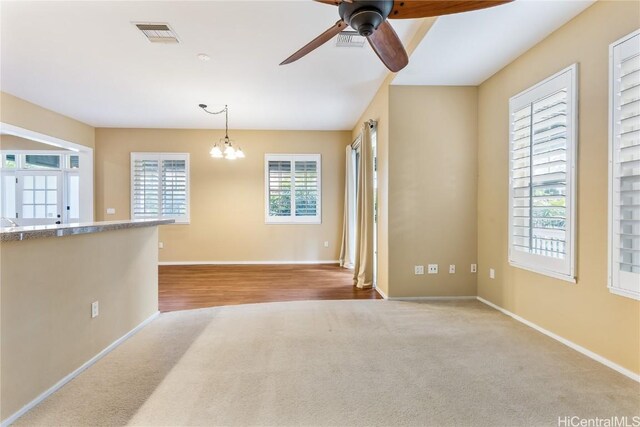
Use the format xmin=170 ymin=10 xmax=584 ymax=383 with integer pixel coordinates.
xmin=507 ymin=64 xmax=578 ymax=283
xmin=0 ymin=151 xmax=80 ymax=171
xmin=130 ymin=152 xmax=190 ymax=224
xmin=264 ymin=153 xmax=322 ymax=225
xmin=608 ymin=29 xmax=640 ymax=301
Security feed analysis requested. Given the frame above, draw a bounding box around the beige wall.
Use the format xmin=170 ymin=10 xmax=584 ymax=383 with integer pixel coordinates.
xmin=389 ymin=86 xmax=478 ymax=297
xmin=0 ymin=92 xmax=95 ymax=149
xmin=477 ymin=0 xmax=640 ymax=374
xmin=95 ymin=129 xmax=349 ymax=262
xmin=0 ymin=134 xmax=68 ymax=151
xmin=1 ymin=227 xmax=159 ymax=420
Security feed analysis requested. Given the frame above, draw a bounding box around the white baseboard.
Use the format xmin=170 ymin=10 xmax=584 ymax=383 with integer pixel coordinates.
xmin=1 ymin=311 xmax=160 ymax=427
xmin=373 ymin=288 xmax=479 ymax=301
xmin=477 ymin=296 xmax=640 ymax=383
xmin=158 ymin=260 xmax=340 ymax=266
xmin=389 ymin=296 xmax=477 ymax=301
xmin=373 ymin=289 xmax=477 ymax=301
xmin=375 ymin=287 xmax=388 ymax=299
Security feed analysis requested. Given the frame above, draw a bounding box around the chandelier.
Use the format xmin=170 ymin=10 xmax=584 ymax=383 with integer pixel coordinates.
xmin=198 ymin=103 xmax=245 ymax=160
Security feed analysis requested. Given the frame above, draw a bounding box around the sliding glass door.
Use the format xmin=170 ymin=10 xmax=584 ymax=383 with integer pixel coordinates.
xmin=371 ymin=128 xmax=378 ymax=287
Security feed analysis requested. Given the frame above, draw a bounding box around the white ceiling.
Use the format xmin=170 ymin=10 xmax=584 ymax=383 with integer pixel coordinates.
xmin=0 ymin=1 xmax=421 ymax=131
xmin=393 ymin=0 xmax=595 ymax=86
xmin=1 ymin=1 xmax=595 ymax=131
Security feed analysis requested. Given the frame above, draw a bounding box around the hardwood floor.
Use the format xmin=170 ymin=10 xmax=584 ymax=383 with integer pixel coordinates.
xmin=158 ymin=264 xmax=382 ymax=312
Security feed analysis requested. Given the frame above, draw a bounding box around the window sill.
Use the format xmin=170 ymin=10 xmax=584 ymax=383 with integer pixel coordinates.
xmin=265 ymin=221 xmax=322 ymax=225
xmin=508 ymin=260 xmax=576 ymax=284
xmin=608 ymin=286 xmax=640 ymax=301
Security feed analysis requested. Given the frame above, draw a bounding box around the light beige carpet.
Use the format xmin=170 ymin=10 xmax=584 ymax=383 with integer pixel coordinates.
xmin=13 ymin=300 xmax=640 ymax=426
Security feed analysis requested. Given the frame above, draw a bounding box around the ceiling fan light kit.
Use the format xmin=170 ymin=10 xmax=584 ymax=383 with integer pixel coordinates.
xmin=343 ymin=1 xmax=392 ymax=37
xmin=199 ymin=104 xmax=245 ymax=160
xmin=281 ymin=0 xmax=512 ymax=72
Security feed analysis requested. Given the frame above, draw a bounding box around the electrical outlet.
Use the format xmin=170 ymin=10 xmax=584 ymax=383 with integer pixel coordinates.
xmin=324 ymin=241 xmax=329 ymax=248
xmin=91 ymin=301 xmax=99 ymax=318
xmin=428 ymin=264 xmax=438 ymax=274
xmin=449 ymin=264 xmax=456 ymax=274
xmin=106 ymin=208 xmax=115 ymax=215
xmin=471 ymin=264 xmax=477 ymax=273
xmin=414 ymin=265 xmax=425 ymax=275
xmin=489 ymin=268 xmax=495 ymax=279
xmin=158 ymin=241 xmax=164 ymax=249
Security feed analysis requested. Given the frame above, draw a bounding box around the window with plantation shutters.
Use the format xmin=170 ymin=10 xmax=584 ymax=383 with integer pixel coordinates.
xmin=131 ymin=153 xmax=189 ymax=223
xmin=609 ymin=30 xmax=640 ymax=300
xmin=508 ymin=65 xmax=577 ymax=281
xmin=265 ymin=154 xmax=321 ymax=224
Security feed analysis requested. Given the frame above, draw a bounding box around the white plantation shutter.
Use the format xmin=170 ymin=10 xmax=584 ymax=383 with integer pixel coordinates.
xmin=609 ymin=31 xmax=640 ymax=300
xmin=132 ymin=158 xmax=160 ymax=218
xmin=131 ymin=153 xmax=189 ymax=223
xmin=265 ymin=154 xmax=321 ymax=224
xmin=508 ymin=65 xmax=577 ymax=281
xmin=294 ymin=160 xmax=318 ymax=217
xmin=268 ymin=160 xmax=292 ymax=217
xmin=161 ymin=158 xmax=187 ymax=218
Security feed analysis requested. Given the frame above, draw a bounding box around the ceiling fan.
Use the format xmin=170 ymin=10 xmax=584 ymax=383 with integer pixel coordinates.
xmin=280 ymin=0 xmax=512 ymax=72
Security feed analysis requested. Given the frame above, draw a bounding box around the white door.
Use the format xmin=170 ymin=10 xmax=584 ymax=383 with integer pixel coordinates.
xmin=1 ymin=172 xmax=17 ymax=222
xmin=16 ymin=171 xmax=63 ymax=226
xmin=65 ymin=172 xmax=80 ymax=223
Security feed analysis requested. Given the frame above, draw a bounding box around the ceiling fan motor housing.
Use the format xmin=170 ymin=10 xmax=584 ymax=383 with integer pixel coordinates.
xmin=339 ymin=0 xmax=393 ymax=37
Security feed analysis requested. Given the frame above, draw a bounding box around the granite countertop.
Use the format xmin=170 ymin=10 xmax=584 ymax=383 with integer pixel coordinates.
xmin=0 ymin=218 xmax=175 ymax=242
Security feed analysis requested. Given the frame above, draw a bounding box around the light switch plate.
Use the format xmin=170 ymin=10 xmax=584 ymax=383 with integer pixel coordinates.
xmin=471 ymin=264 xmax=477 ymax=273
xmin=91 ymin=301 xmax=99 ymax=318
xmin=489 ymin=268 xmax=495 ymax=279
xmin=414 ymin=265 xmax=425 ymax=275
xmin=106 ymin=208 xmax=116 ymax=215
xmin=449 ymin=265 xmax=456 ymax=274
xmin=428 ymin=264 xmax=438 ymax=274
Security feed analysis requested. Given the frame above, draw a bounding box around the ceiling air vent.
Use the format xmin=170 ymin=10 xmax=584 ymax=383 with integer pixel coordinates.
xmin=134 ymin=23 xmax=179 ymax=44
xmin=336 ymin=31 xmax=366 ymax=48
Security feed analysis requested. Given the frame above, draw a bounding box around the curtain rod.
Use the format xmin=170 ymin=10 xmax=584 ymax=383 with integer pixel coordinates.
xmin=351 ymin=119 xmax=377 ymax=147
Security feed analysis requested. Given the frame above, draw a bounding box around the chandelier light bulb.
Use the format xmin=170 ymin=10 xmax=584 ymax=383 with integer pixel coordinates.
xmin=210 ymin=145 xmax=223 ymax=158
xmin=224 ymin=144 xmax=235 ymax=155
xmin=225 ymin=151 xmax=237 ymax=160
xmin=235 ymin=147 xmax=245 ymax=158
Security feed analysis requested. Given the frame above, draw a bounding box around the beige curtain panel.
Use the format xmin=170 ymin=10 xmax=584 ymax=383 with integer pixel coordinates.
xmin=339 ymin=145 xmax=357 ymax=269
xmin=353 ymin=123 xmax=374 ymax=289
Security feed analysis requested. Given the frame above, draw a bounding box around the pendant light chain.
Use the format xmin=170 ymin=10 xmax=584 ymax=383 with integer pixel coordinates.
xmin=198 ymin=103 xmax=245 ymax=160
xmin=225 ymin=105 xmax=229 ymax=140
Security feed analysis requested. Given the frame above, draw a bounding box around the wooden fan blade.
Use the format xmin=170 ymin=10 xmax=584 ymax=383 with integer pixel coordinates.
xmin=389 ymin=0 xmax=512 ymax=19
xmin=313 ymin=0 xmax=341 ymax=6
xmin=313 ymin=0 xmax=353 ymax=6
xmin=367 ymin=20 xmax=408 ymax=72
xmin=280 ymin=20 xmax=347 ymax=66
